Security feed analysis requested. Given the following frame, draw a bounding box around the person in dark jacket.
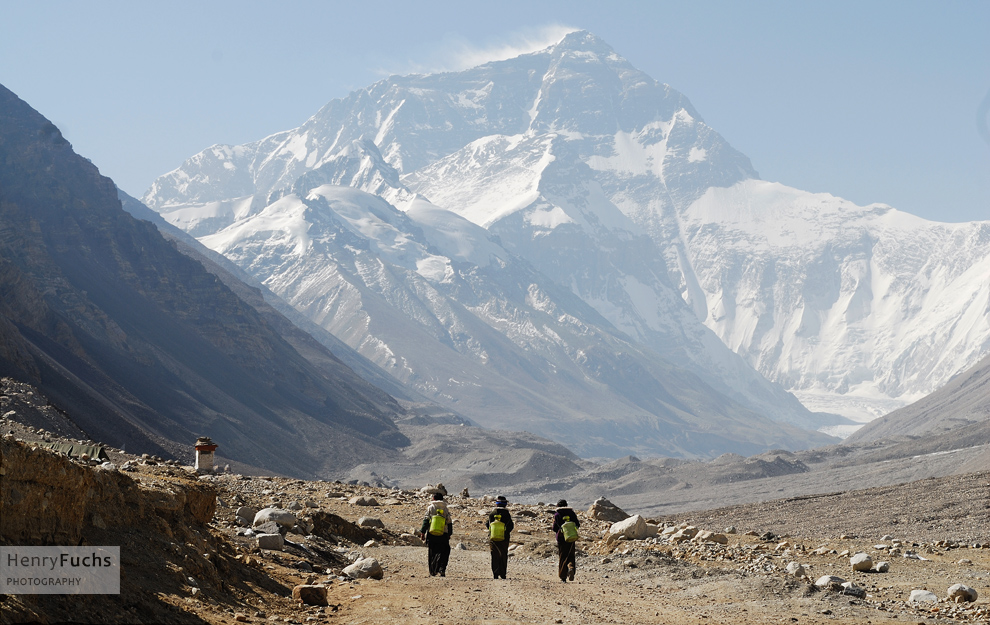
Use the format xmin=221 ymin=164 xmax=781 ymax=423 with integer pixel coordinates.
xmin=419 ymin=492 xmax=453 ymax=576
xmin=485 ymin=495 xmax=515 ymax=579
xmin=551 ymin=499 xmax=581 ymax=582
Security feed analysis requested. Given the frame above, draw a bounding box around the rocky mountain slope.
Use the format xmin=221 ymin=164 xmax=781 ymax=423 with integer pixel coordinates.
xmin=0 ymin=84 xmax=409 ymax=478
xmin=145 ymin=30 xmax=990 ymax=428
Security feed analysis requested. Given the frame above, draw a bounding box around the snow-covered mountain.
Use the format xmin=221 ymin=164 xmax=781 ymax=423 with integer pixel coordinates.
xmin=169 ymin=183 xmax=834 ymax=457
xmin=144 ymin=30 xmax=990 ymax=441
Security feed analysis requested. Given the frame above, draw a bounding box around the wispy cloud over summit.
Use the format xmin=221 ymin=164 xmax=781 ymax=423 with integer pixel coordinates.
xmin=376 ymin=24 xmax=578 ymax=76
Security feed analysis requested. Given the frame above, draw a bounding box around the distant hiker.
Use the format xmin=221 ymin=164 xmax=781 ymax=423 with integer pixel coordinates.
xmin=485 ymin=495 xmax=515 ymax=579
xmin=419 ymin=492 xmax=453 ymax=577
xmin=552 ymin=499 xmax=581 ymax=582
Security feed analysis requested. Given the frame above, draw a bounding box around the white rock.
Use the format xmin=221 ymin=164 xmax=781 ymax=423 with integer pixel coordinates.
xmin=850 ymin=552 xmax=873 ymax=572
xmin=609 ymin=515 xmax=648 ymax=540
xmin=253 ymin=507 xmax=297 ymax=528
xmin=872 ymin=561 xmax=890 ymax=573
xmin=814 ymin=575 xmax=846 ymax=590
xmin=946 ymin=584 xmax=978 ymax=602
xmin=841 ymin=582 xmax=865 ymax=598
xmin=357 ymin=516 xmax=385 ymax=529
xmin=349 ymin=496 xmax=379 ymax=506
xmin=909 ymin=589 xmax=938 ymax=604
xmin=785 ymin=562 xmax=806 ymax=577
xmin=256 ymin=533 xmax=284 ymax=551
xmin=343 ymin=557 xmax=383 ymax=580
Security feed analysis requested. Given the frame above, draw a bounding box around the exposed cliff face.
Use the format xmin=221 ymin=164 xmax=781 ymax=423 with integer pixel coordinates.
xmin=0 ymin=437 xmax=216 ymax=545
xmin=0 ymin=84 xmax=407 ymax=477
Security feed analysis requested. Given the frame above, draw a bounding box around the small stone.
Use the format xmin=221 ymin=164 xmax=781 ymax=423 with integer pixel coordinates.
xmin=622 ymin=559 xmax=637 ymax=568
xmin=872 ymin=561 xmax=890 ymax=573
xmin=724 ymin=526 xmax=737 ymax=534
xmin=908 ymin=589 xmax=938 ymax=604
xmin=292 ymin=584 xmax=328 ymax=606
xmin=287 ymin=501 xmax=303 ymax=511
xmin=785 ymin=562 xmax=806 ymax=577
xmin=455 ymin=542 xmax=467 ymax=550
xmin=850 ymin=552 xmax=872 ymax=572
xmin=841 ymin=581 xmax=865 ymax=598
xmin=363 ymin=539 xmax=377 ymax=548
xmin=234 ymin=613 xmax=248 ymax=622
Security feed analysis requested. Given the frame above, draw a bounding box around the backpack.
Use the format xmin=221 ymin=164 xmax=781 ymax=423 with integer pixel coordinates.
xmin=428 ymin=509 xmax=447 ymax=536
xmin=560 ymin=515 xmax=578 ymax=543
xmin=489 ymin=513 xmax=506 ymax=541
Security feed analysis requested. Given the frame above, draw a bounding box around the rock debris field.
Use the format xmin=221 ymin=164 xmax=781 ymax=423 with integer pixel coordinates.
xmin=1 ymin=413 xmax=988 ymax=624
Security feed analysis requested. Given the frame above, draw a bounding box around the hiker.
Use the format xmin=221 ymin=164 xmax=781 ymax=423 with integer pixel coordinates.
xmin=552 ymin=499 xmax=581 ymax=582
xmin=485 ymin=495 xmax=515 ymax=579
xmin=419 ymin=492 xmax=453 ymax=577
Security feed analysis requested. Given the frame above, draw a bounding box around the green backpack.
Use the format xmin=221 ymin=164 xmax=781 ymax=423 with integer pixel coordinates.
xmin=489 ymin=513 xmax=506 ymax=541
xmin=560 ymin=515 xmax=578 ymax=543
xmin=428 ymin=510 xmax=447 ymax=536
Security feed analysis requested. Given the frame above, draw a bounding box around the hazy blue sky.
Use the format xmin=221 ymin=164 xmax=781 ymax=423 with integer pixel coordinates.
xmin=2 ymin=1 xmax=988 ymax=222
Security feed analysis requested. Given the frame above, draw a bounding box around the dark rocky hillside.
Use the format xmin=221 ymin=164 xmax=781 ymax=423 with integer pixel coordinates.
xmin=0 ymin=84 xmax=408 ymax=478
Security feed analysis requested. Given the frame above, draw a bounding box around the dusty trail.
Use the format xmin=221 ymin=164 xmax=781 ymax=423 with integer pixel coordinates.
xmin=320 ymin=545 xmax=915 ymax=625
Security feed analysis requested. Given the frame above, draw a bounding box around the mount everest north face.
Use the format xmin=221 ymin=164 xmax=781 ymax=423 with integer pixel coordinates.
xmin=143 ymin=31 xmax=990 ymax=454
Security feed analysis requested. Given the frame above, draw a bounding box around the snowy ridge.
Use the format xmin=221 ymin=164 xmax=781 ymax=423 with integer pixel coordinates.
xmin=146 ymin=29 xmax=990 ymax=439
xmin=676 ymin=180 xmax=990 ymax=420
xmin=185 ymin=184 xmax=832 ymax=457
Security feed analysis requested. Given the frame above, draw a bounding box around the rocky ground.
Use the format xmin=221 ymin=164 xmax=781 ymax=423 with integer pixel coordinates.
xmin=2 ymin=381 xmax=988 ymax=624
xmin=1 ymin=420 xmax=987 ymax=624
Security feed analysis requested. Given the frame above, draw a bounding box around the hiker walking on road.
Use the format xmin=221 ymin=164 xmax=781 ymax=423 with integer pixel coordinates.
xmin=552 ymin=499 xmax=580 ymax=582
xmin=420 ymin=492 xmax=453 ymax=577
xmin=485 ymin=495 xmax=515 ymax=579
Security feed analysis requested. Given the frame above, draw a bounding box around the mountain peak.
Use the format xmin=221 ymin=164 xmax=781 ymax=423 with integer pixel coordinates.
xmin=551 ymin=30 xmax=618 ymax=56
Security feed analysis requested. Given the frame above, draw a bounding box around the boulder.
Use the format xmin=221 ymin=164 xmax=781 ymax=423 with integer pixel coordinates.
xmin=814 ymin=575 xmax=846 ymax=591
xmin=841 ymin=582 xmax=865 ymax=598
xmin=946 ymin=584 xmax=978 ymax=603
xmin=256 ymin=533 xmax=284 ymax=551
xmin=850 ymin=553 xmax=873 ymax=572
xmin=253 ymin=507 xmax=297 ymax=528
xmin=609 ymin=515 xmax=648 ymax=540
xmin=909 ymin=590 xmax=938 ymax=604
xmin=343 ymin=557 xmax=384 ymax=580
xmin=587 ymin=497 xmax=629 ymax=522
xmin=357 ymin=516 xmax=385 ymax=529
xmin=645 ymin=524 xmax=660 ymax=538
xmin=400 ymin=533 xmax=425 ymax=547
xmin=287 ymin=501 xmax=303 ymax=511
xmin=785 ymin=562 xmax=806 ymax=577
xmin=698 ymin=531 xmax=728 ymax=545
xmin=292 ymin=584 xmax=328 ymax=606
xmin=349 ymin=496 xmax=379 ymax=506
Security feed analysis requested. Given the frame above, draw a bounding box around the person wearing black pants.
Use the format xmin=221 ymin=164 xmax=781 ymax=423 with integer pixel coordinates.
xmin=485 ymin=495 xmax=515 ymax=579
xmin=420 ymin=492 xmax=453 ymax=577
xmin=552 ymin=499 xmax=580 ymax=582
